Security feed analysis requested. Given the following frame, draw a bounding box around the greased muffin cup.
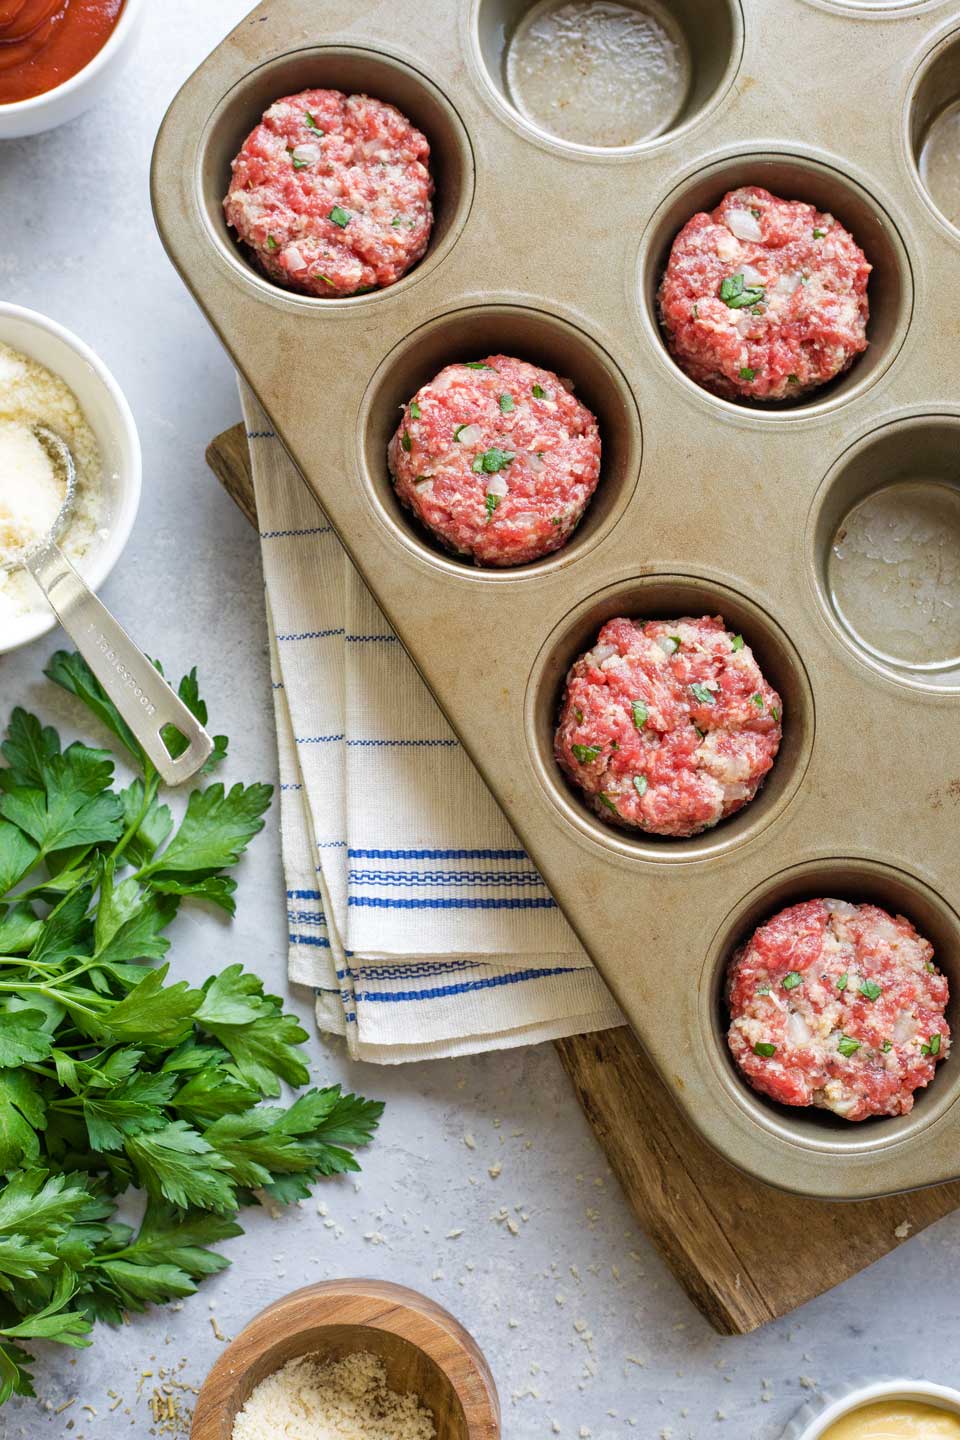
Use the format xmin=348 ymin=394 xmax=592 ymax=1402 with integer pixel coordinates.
xmin=153 ymin=0 xmax=960 ymax=1199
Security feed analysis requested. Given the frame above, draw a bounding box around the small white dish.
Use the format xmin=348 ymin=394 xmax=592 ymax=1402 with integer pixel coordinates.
xmin=0 ymin=0 xmax=145 ymax=140
xmin=0 ymin=303 xmax=141 ymax=655
xmin=784 ymin=1379 xmax=960 ymax=1439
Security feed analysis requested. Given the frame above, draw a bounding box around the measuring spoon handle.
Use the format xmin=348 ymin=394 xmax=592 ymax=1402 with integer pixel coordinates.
xmin=27 ymin=542 xmax=214 ymax=786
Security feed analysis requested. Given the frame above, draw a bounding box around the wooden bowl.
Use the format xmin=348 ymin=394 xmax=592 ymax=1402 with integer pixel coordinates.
xmin=190 ymin=1279 xmax=500 ymax=1439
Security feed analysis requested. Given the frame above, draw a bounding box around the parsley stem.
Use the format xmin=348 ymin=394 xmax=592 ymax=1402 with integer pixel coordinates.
xmin=111 ymin=773 xmax=160 ymax=866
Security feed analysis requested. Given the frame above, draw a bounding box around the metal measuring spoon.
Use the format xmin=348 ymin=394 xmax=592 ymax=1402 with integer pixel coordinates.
xmin=2 ymin=425 xmax=213 ymax=785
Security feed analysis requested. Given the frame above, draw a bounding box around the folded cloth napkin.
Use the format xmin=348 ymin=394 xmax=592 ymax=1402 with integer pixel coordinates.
xmin=240 ymin=382 xmax=623 ymax=1062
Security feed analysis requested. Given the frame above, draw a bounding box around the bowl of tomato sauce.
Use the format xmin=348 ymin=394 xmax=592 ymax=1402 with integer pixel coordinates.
xmin=0 ymin=0 xmax=144 ymax=138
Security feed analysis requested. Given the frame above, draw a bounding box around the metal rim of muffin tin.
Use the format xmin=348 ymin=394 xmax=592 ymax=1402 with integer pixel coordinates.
xmin=152 ymin=0 xmax=960 ymax=1199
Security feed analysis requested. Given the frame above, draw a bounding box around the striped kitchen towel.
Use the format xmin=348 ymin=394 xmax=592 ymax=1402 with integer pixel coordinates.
xmin=241 ymin=382 xmax=623 ymax=1062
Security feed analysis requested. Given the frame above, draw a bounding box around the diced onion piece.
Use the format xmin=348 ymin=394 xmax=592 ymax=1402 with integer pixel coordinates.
xmin=590 ymin=642 xmax=618 ymax=664
xmin=657 ymin=636 xmax=678 ymax=655
xmin=283 ymin=245 xmax=307 ymax=272
xmin=775 ymin=271 xmax=801 ymax=296
xmin=716 ymin=231 xmax=739 ymax=262
xmin=788 ymin=1012 xmax=812 ymax=1046
xmin=726 ymin=208 xmax=763 ymax=242
xmin=414 ymin=478 xmax=433 ymax=495
xmin=740 ymin=263 xmax=763 ymax=288
xmin=893 ymin=1011 xmax=917 ymax=1044
xmin=455 ymin=423 xmax=482 ymax=446
xmin=291 ymin=143 xmax=320 ymax=165
xmin=528 ymin=451 xmax=546 ymax=472
xmin=486 ymin=473 xmax=509 ymax=497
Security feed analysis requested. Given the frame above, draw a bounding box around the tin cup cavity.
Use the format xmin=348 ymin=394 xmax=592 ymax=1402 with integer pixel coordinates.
xmin=703 ymin=859 xmax=960 ymax=1152
xmin=525 ymin=575 xmax=814 ymax=861
xmin=906 ymin=26 xmax=960 ymax=242
xmin=471 ymin=0 xmax=743 ymax=154
xmin=358 ymin=303 xmax=642 ymax=578
xmin=197 ymin=47 xmax=475 ymax=305
xmin=637 ymin=152 xmax=913 ymax=419
xmin=810 ymin=414 xmax=960 ymax=691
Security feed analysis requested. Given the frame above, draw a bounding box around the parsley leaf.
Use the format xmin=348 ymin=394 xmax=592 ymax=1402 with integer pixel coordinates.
xmin=571 ymin=744 xmax=601 ymax=765
xmin=328 ymin=205 xmax=351 ymax=228
xmin=140 ymin=782 xmax=272 ymax=876
xmin=471 ymin=448 xmax=515 ymax=474
xmin=719 ymin=273 xmax=766 ymax=309
xmin=0 ymin=654 xmax=382 ymax=1405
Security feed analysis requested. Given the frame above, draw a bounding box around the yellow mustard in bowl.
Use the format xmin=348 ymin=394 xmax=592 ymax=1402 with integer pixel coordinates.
xmin=822 ymin=1400 xmax=960 ymax=1440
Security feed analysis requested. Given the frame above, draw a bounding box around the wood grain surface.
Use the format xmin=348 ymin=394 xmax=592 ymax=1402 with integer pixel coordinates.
xmin=207 ymin=423 xmax=960 ymax=1337
xmin=190 ymin=1279 xmax=500 ymax=1439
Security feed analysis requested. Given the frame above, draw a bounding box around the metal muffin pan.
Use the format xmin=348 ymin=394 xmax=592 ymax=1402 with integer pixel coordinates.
xmin=152 ymin=0 xmax=960 ymax=1199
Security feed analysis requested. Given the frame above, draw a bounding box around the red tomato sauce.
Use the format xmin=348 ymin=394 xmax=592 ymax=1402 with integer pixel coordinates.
xmin=0 ymin=0 xmax=125 ymax=105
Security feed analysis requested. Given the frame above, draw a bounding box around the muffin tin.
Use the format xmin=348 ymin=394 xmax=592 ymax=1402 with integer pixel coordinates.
xmin=152 ymin=0 xmax=960 ymax=1199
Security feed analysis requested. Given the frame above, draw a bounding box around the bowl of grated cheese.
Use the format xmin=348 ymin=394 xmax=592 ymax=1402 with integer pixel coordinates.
xmin=190 ymin=1279 xmax=500 ymax=1440
xmin=0 ymin=303 xmax=141 ymax=654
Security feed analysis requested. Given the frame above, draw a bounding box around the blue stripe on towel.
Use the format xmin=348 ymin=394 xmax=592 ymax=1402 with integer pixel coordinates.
xmin=353 ymin=959 xmax=484 ymax=980
xmin=288 ymin=888 xmax=323 ymax=900
xmin=348 ymin=896 xmax=557 ymax=911
xmin=346 ymin=633 xmax=400 ymax=643
xmin=279 ymin=629 xmax=345 ymax=642
xmin=348 ymin=869 xmax=545 ymax=888
xmin=288 ymin=908 xmax=325 ymax=925
xmin=348 ymin=847 xmax=529 ymax=860
xmin=355 ymin=966 xmax=579 ymax=1002
xmin=345 ymin=738 xmax=459 ymax=748
xmin=260 ymin=525 xmax=333 ymax=540
xmin=290 ymin=933 xmax=331 ymax=948
xmin=295 ymin=733 xmax=345 ymax=744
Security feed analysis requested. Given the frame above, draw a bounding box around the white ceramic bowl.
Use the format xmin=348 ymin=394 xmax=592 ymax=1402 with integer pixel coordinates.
xmin=783 ymin=1379 xmax=960 ymax=1438
xmin=0 ymin=303 xmax=142 ymax=654
xmin=0 ymin=0 xmax=145 ymax=140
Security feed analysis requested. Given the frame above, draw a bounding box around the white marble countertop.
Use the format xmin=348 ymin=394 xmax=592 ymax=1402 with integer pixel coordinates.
xmin=2 ymin=4 xmax=960 ymax=1437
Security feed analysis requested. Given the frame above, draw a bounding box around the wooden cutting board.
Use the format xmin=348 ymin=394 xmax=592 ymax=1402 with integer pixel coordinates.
xmin=207 ymin=423 xmax=960 ymax=1335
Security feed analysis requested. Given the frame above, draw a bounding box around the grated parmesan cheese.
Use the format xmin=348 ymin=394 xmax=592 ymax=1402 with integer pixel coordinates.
xmin=0 ymin=341 xmax=103 ymax=625
xmin=231 ymin=1350 xmax=436 ymax=1440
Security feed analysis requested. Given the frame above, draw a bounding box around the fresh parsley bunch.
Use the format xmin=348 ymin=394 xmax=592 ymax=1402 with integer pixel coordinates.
xmin=0 ymin=653 xmax=382 ymax=1406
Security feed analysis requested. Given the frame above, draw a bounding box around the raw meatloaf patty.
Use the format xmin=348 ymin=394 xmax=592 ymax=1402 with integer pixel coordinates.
xmin=658 ymin=186 xmax=871 ymax=401
xmin=388 ymin=355 xmax=602 ymax=566
xmin=554 ymin=615 xmax=782 ymax=837
xmin=727 ymin=899 xmax=950 ymax=1120
xmin=224 ymin=89 xmax=434 ymax=298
